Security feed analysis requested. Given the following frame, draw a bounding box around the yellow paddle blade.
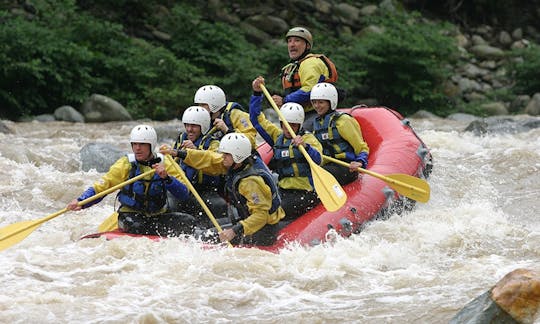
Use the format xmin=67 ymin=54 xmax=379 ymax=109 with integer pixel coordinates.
xmin=98 ymin=212 xmax=118 ymax=232
xmin=323 ymin=155 xmax=430 ymax=203
xmin=383 ymin=173 xmax=430 ymax=203
xmin=0 ymin=220 xmax=42 ymax=251
xmin=259 ymin=84 xmax=347 ymax=212
xmin=0 ymin=208 xmax=68 ymax=252
xmin=309 ymin=160 xmax=347 ymax=212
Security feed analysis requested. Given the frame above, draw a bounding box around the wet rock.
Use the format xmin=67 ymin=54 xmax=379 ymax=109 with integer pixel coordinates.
xmin=525 ymin=93 xmax=540 ymax=116
xmin=450 ymin=290 xmax=519 ymax=324
xmin=154 ymin=124 xmax=182 ymax=144
xmin=80 ymin=143 xmax=125 ymax=172
xmin=464 ymin=119 xmax=489 ymax=135
xmin=54 ymin=105 xmax=85 ymax=123
xmin=509 ymin=95 xmax=531 ymax=114
xmin=80 ymin=94 xmax=132 ymax=123
xmin=469 ymin=44 xmax=506 ymax=59
xmin=465 ymin=115 xmax=540 ymax=135
xmin=451 ymin=268 xmax=540 ymax=324
xmin=491 ymin=269 xmax=540 ymax=324
xmin=0 ymin=120 xmax=14 ymax=134
xmin=34 ymin=114 xmax=56 ymax=122
xmin=410 ymin=110 xmax=440 ymax=119
xmin=446 ymin=113 xmax=478 ymax=123
xmin=480 ymin=102 xmax=508 ymax=116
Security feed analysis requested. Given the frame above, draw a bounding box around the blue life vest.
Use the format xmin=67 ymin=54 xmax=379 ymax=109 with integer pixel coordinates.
xmin=271 ymin=133 xmax=310 ymax=180
xmin=313 ymin=111 xmax=355 ymax=159
xmin=220 ymin=102 xmax=245 ymax=135
xmin=118 ymin=154 xmax=167 ymax=213
xmin=225 ymin=156 xmax=281 ymax=220
xmin=173 ymin=132 xmax=221 ymax=187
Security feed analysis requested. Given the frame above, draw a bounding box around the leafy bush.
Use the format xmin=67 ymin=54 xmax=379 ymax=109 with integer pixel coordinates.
xmin=336 ymin=11 xmax=459 ymax=116
xmin=0 ymin=13 xmax=95 ymax=119
xmin=0 ymin=0 xmax=202 ymax=120
xmin=163 ymin=4 xmax=274 ymax=109
xmin=508 ymin=44 xmax=540 ymax=95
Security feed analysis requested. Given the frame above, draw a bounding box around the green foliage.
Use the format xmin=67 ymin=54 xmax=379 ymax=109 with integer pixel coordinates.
xmin=0 ymin=0 xmax=201 ymax=120
xmin=338 ymin=11 xmax=459 ymax=116
xmin=163 ymin=4 xmax=272 ymax=108
xmin=2 ymin=1 xmax=530 ymax=121
xmin=508 ymin=44 xmax=540 ymax=95
xmin=0 ymin=13 xmax=95 ymax=119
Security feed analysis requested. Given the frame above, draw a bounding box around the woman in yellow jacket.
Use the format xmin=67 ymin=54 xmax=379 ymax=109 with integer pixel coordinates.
xmin=250 ymin=76 xmax=323 ymax=221
xmin=311 ymin=83 xmax=370 ymax=185
xmin=164 ymin=133 xmax=285 ymax=246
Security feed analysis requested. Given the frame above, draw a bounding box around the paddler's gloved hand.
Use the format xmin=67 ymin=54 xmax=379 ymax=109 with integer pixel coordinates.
xmin=174 ymin=149 xmax=187 ymax=159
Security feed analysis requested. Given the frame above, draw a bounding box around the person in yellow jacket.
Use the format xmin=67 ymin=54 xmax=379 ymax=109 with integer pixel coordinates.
xmin=67 ymin=125 xmax=196 ymax=236
xmin=162 ymin=133 xmax=285 ymax=246
xmin=311 ymin=83 xmax=370 ymax=185
xmin=271 ymin=27 xmax=338 ymax=132
xmin=168 ymin=106 xmax=227 ymax=227
xmin=249 ymin=76 xmax=323 ymax=221
xmin=194 ymin=84 xmax=258 ymax=148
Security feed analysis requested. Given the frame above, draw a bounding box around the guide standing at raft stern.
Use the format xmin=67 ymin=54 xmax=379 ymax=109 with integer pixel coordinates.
xmin=271 ymin=26 xmax=339 ymax=131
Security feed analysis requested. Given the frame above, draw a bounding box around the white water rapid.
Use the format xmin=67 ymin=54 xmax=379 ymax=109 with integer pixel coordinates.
xmin=1 ymin=117 xmax=539 ymax=323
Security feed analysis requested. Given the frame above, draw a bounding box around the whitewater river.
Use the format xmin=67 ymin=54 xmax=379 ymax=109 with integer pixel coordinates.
xmin=0 ymin=116 xmax=539 ymax=323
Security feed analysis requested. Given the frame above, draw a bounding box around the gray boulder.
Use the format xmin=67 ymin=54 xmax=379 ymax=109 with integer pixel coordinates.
xmin=54 ymin=105 xmax=85 ymax=123
xmin=80 ymin=143 xmax=125 ymax=172
xmin=80 ymin=94 xmax=132 ymax=122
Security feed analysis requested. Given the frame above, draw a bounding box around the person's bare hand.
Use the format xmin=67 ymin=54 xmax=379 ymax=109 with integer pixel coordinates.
xmin=291 ymin=135 xmax=304 ymax=147
xmin=66 ymin=199 xmax=82 ymax=211
xmin=219 ymin=228 xmax=236 ymax=242
xmin=252 ymin=76 xmax=265 ymax=92
xmin=153 ymin=163 xmax=168 ymax=179
xmin=272 ymin=95 xmax=283 ymax=107
xmin=213 ymin=118 xmax=229 ymax=133
xmin=182 ymin=140 xmax=196 ymax=149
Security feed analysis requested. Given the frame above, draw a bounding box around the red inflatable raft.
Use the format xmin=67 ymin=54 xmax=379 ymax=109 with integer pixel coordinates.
xmin=81 ymin=106 xmax=433 ymax=253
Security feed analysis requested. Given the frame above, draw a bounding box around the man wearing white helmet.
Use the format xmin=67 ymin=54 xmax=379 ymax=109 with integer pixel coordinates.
xmin=271 ymin=26 xmax=339 ymax=132
xmin=166 ymin=132 xmax=285 ymax=246
xmin=249 ymin=76 xmax=323 ymax=220
xmin=167 ymin=106 xmax=226 ymax=226
xmin=67 ymin=124 xmax=196 ymax=236
xmin=194 ymin=84 xmax=257 ymax=148
xmin=311 ymin=83 xmax=370 ymax=185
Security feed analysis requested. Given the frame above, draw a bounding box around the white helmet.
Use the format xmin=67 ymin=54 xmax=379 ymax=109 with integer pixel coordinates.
xmin=130 ymin=124 xmax=158 ymax=153
xmin=280 ymin=102 xmax=305 ymax=125
xmin=218 ymin=133 xmax=252 ymax=163
xmin=194 ymin=85 xmax=226 ymax=113
xmin=182 ymin=106 xmax=211 ymax=134
xmin=311 ymin=83 xmax=338 ymax=110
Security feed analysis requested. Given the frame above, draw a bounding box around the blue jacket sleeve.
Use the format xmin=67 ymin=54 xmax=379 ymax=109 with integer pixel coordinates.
xmin=249 ymin=94 xmax=274 ymax=146
xmin=284 ymin=89 xmax=311 ymax=105
xmin=77 ymin=187 xmax=103 ymax=209
xmin=305 ymin=144 xmax=322 ymax=165
xmin=345 ymin=151 xmax=369 ymax=169
xmin=166 ymin=177 xmax=189 ymax=200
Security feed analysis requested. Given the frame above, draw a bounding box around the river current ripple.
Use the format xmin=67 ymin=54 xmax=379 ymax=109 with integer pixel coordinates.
xmin=0 ymin=117 xmax=539 ymax=323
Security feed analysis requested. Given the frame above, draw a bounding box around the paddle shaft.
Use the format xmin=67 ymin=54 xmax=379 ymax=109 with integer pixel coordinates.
xmin=260 ymin=85 xmax=308 ymax=156
xmin=166 ymin=155 xmax=224 ymax=231
xmin=0 ymin=169 xmax=155 ymax=247
xmin=260 ymin=84 xmax=347 ymax=211
xmin=166 ymin=155 xmax=233 ymax=247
